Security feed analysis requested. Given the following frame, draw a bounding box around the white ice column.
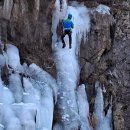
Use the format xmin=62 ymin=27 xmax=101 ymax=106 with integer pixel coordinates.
xmin=77 ymin=84 xmax=91 ymax=130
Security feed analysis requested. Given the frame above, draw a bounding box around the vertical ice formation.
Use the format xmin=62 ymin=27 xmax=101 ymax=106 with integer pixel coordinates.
xmin=94 ymin=82 xmax=104 ymax=122
xmin=5 ymin=44 xmax=21 ymax=70
xmin=0 ymin=83 xmax=14 ymax=105
xmin=3 ymin=106 xmax=21 ymax=130
xmin=22 ymin=77 xmax=40 ymax=104
xmin=52 ymin=0 xmax=90 ymax=129
xmin=28 ymin=63 xmax=58 ymax=102
xmin=52 ymin=0 xmax=67 ymax=44
xmin=26 ymin=64 xmax=58 ymax=130
xmin=12 ymin=103 xmax=37 ymax=130
xmin=77 ymin=84 xmax=91 ymax=130
xmin=0 ymin=43 xmax=58 ymax=130
xmin=9 ymin=73 xmax=23 ymax=103
xmin=0 ymin=1 xmax=113 ymax=130
xmin=94 ymin=81 xmax=112 ymax=130
xmin=68 ymin=2 xmax=90 ymax=45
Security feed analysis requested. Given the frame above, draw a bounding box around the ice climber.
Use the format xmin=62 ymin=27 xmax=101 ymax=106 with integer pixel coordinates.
xmin=61 ymin=13 xmax=74 ymax=49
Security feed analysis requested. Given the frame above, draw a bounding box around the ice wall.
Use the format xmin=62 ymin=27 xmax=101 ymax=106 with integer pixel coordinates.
xmin=52 ymin=0 xmax=91 ymax=129
xmin=0 ymin=1 xmax=113 ymax=130
xmin=0 ymin=43 xmax=57 ymax=130
xmin=77 ymin=84 xmax=91 ymax=130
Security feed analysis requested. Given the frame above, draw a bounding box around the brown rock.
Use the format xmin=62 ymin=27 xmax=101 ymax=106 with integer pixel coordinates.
xmin=80 ymin=0 xmax=130 ymax=129
xmin=0 ymin=0 xmax=56 ymax=77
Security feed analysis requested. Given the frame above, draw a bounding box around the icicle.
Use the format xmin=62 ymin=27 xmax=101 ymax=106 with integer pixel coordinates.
xmin=52 ymin=1 xmax=91 ymax=129
xmin=5 ymin=44 xmax=21 ymax=70
xmin=12 ymin=103 xmax=37 ymax=130
xmin=3 ymin=0 xmax=13 ymax=20
xmin=94 ymin=82 xmax=112 ymax=130
xmin=8 ymin=73 xmax=23 ymax=103
xmin=40 ymin=85 xmax=54 ymax=130
xmin=94 ymin=81 xmax=104 ymax=122
xmin=103 ymin=96 xmax=112 ymax=130
xmin=77 ymin=84 xmax=91 ymax=130
xmin=28 ymin=63 xmax=58 ymax=102
xmin=23 ymin=77 xmax=40 ymax=104
xmin=106 ymin=96 xmax=112 ymax=123
xmin=26 ymin=64 xmax=57 ymax=130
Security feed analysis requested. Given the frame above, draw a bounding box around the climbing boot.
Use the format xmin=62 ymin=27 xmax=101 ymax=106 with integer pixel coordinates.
xmin=69 ymin=44 xmax=72 ymax=49
xmin=62 ymin=43 xmax=66 ymax=48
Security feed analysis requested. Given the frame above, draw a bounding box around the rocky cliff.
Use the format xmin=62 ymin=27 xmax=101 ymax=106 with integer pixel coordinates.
xmin=0 ymin=0 xmax=130 ymax=130
xmin=79 ymin=1 xmax=130 ymax=130
xmin=0 ymin=0 xmax=55 ymax=76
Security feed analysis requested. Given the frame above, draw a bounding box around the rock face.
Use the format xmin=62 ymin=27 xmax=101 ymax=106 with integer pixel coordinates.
xmin=0 ymin=0 xmax=56 ymax=76
xmin=80 ymin=1 xmax=130 ymax=130
xmin=0 ymin=0 xmax=130 ymax=130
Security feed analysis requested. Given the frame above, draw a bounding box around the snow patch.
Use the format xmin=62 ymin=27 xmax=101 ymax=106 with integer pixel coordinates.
xmin=6 ymin=44 xmax=21 ymax=69
xmin=0 ymin=45 xmax=57 ymax=130
xmin=96 ymin=4 xmax=110 ymax=15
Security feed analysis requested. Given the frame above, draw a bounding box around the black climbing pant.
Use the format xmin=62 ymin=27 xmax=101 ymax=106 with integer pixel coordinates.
xmin=61 ymin=30 xmax=72 ymax=48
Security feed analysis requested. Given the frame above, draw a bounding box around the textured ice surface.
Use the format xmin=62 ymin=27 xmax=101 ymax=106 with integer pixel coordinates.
xmin=0 ymin=44 xmax=57 ymax=130
xmin=52 ymin=0 xmax=91 ymax=129
xmin=96 ymin=4 xmax=110 ymax=15
xmin=6 ymin=44 xmax=21 ymax=69
xmin=94 ymin=82 xmax=112 ymax=130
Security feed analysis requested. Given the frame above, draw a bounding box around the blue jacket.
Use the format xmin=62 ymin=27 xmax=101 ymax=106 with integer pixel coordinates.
xmin=63 ymin=19 xmax=74 ymax=31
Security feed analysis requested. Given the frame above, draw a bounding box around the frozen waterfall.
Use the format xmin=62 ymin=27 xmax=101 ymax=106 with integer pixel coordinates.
xmin=0 ymin=0 xmax=112 ymax=130
xmin=52 ymin=0 xmax=112 ymax=130
xmin=0 ymin=43 xmax=57 ymax=130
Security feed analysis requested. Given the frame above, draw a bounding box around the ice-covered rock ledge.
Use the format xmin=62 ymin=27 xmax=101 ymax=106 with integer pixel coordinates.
xmin=0 ymin=42 xmax=57 ymax=130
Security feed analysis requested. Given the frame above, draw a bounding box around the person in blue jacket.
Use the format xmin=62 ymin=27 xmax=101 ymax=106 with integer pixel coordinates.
xmin=61 ymin=14 xmax=74 ymax=49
